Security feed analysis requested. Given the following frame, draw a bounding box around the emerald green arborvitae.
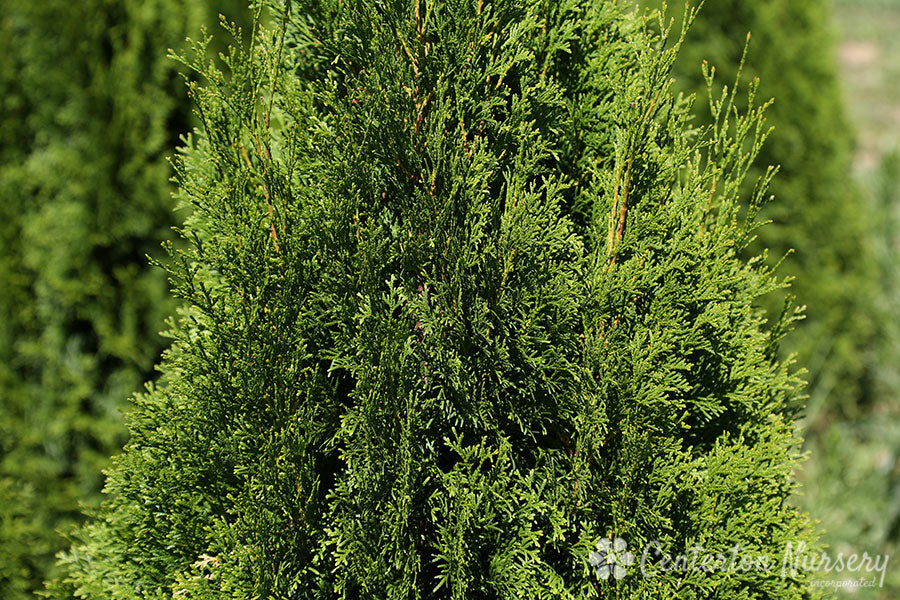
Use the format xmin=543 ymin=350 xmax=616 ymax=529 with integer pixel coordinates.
xmin=667 ymin=0 xmax=879 ymax=421
xmin=0 ymin=1 xmax=246 ymax=596
xmin=53 ymin=2 xmax=818 ymax=598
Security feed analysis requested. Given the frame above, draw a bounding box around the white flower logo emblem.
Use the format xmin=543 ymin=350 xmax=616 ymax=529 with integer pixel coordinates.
xmin=590 ymin=537 xmax=634 ymax=580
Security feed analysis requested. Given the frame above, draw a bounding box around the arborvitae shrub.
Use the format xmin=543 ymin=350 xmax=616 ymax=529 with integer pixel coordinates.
xmin=54 ymin=2 xmax=818 ymax=598
xmin=0 ymin=1 xmax=246 ymax=596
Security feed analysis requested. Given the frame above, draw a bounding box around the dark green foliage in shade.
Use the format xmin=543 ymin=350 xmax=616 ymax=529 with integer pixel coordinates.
xmin=51 ymin=2 xmax=819 ymax=598
xmin=0 ymin=12 xmax=34 ymax=600
xmin=663 ymin=0 xmax=880 ymax=421
xmin=0 ymin=1 xmax=247 ymax=596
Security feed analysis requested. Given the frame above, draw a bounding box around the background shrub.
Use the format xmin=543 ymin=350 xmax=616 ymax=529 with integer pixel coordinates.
xmin=0 ymin=1 xmax=248 ymax=596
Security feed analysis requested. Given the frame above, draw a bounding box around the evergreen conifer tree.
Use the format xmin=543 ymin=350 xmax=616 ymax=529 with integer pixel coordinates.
xmin=52 ymin=2 xmax=819 ymax=598
xmin=0 ymin=1 xmax=247 ymax=596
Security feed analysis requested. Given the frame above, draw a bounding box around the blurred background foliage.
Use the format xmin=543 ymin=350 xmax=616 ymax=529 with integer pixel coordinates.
xmin=0 ymin=0 xmax=898 ymax=597
xmin=0 ymin=1 xmax=250 ymax=597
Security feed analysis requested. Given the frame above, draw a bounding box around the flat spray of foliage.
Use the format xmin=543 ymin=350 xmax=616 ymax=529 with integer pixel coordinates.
xmin=0 ymin=1 xmax=248 ymax=597
xmin=53 ymin=1 xmax=818 ymax=598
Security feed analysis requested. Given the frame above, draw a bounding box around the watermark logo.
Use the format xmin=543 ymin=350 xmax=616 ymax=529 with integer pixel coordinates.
xmin=590 ymin=537 xmax=635 ymax=580
xmin=586 ymin=537 xmax=890 ymax=588
xmin=782 ymin=541 xmax=890 ymax=589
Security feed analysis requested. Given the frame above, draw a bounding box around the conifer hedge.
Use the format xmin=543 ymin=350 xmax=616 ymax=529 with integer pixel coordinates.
xmin=51 ymin=2 xmax=819 ymax=598
xmin=0 ymin=1 xmax=245 ymax=596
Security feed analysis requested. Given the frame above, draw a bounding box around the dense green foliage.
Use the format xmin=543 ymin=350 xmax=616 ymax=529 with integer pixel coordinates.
xmin=0 ymin=1 xmax=246 ymax=596
xmin=50 ymin=2 xmax=819 ymax=598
